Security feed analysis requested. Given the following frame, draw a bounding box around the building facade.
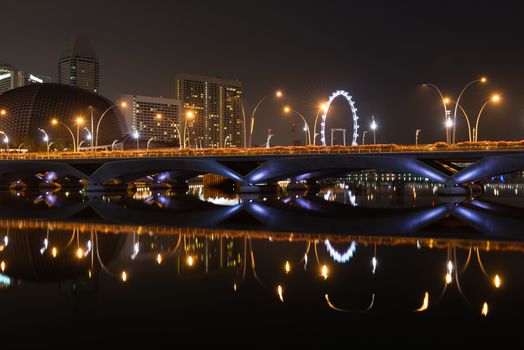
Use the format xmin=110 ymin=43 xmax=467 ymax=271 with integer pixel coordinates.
xmin=120 ymin=94 xmax=181 ymax=144
xmin=175 ymin=74 xmax=242 ymax=148
xmin=0 ymin=64 xmax=50 ymax=95
xmin=58 ymin=34 xmax=100 ymax=93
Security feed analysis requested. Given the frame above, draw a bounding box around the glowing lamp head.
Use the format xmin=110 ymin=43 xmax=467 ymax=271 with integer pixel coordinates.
xmin=0 ymin=109 xmax=6 ymax=116
xmin=480 ymin=77 xmax=487 ymax=83
xmin=370 ymin=120 xmax=377 ymax=130
xmin=155 ymin=113 xmax=162 ymax=120
xmin=321 ymin=264 xmax=329 ymax=279
xmin=276 ymin=90 xmax=283 ymax=98
xmin=283 ymin=106 xmax=291 ymax=113
xmin=319 ymin=103 xmax=328 ymax=112
xmin=445 ymin=118 xmax=453 ymax=128
xmin=75 ymin=116 xmax=84 ymax=125
xmin=43 ymin=135 xmax=49 ymax=142
xmin=186 ymin=255 xmax=195 ymax=267
xmin=443 ymin=97 xmax=451 ymax=104
xmin=133 ymin=130 xmax=139 ymax=139
xmin=51 ymin=118 xmax=58 ymax=125
xmin=3 ymin=136 xmax=8 ymax=144
xmin=120 ymin=101 xmax=128 ymax=108
xmin=491 ymin=94 xmax=501 ymax=103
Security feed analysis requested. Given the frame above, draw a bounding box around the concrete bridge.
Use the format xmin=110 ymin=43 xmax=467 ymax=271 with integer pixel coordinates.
xmin=1 ymin=146 xmax=524 ymax=194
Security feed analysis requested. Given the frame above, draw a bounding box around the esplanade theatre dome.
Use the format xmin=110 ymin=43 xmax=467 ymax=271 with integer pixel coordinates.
xmin=0 ymin=83 xmax=126 ymax=147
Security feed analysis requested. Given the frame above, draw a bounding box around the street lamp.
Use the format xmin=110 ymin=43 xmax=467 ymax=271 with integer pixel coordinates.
xmin=38 ymin=128 xmax=50 ymax=153
xmin=362 ymin=130 xmax=368 ymax=145
xmin=51 ymin=118 xmax=76 ymax=151
xmin=94 ymin=101 xmax=127 ymax=149
xmin=370 ymin=115 xmax=377 ymax=144
xmin=155 ymin=113 xmax=183 ymax=149
xmin=445 ymin=111 xmax=453 ymax=143
xmin=0 ymin=131 xmax=9 ymax=152
xmin=415 ymin=129 xmax=422 ymax=146
xmin=313 ymin=103 xmax=328 ymax=146
xmin=248 ymin=90 xmax=283 ymax=147
xmin=474 ymin=94 xmax=501 ymax=142
xmin=183 ymin=110 xmax=195 ymax=148
xmin=75 ymin=116 xmax=85 ymax=152
xmin=283 ymin=106 xmax=311 ymax=146
xmin=422 ymin=83 xmax=451 ymax=143
xmin=147 ymin=137 xmax=154 ymax=150
xmin=452 ymin=77 xmax=487 ymax=143
xmin=0 ymin=109 xmax=6 ymax=116
xmin=132 ymin=129 xmax=140 ymax=150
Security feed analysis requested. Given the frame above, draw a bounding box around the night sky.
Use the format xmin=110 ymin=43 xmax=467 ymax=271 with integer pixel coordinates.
xmin=3 ymin=0 xmax=524 ymax=146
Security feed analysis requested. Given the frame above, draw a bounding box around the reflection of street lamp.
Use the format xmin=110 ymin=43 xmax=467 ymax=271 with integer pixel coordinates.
xmin=283 ymin=106 xmax=311 ymax=146
xmin=51 ymin=118 xmax=76 ymax=151
xmin=474 ymin=94 xmax=501 ymax=142
xmin=248 ymin=90 xmax=283 ymax=147
xmin=370 ymin=115 xmax=377 ymax=144
xmin=415 ymin=129 xmax=422 ymax=146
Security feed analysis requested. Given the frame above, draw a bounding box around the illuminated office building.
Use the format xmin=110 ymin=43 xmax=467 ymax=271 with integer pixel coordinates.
xmin=58 ymin=34 xmax=100 ymax=93
xmin=0 ymin=64 xmax=50 ymax=95
xmin=175 ymin=73 xmax=242 ymax=148
xmin=120 ymin=94 xmax=181 ymax=144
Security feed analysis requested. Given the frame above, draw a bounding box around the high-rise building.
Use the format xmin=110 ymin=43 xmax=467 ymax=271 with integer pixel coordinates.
xmin=0 ymin=64 xmax=50 ymax=95
xmin=175 ymin=73 xmax=242 ymax=148
xmin=120 ymin=94 xmax=181 ymax=144
xmin=58 ymin=34 xmax=100 ymax=93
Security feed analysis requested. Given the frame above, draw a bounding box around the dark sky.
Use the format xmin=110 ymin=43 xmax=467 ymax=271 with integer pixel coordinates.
xmin=3 ymin=0 xmax=524 ymax=145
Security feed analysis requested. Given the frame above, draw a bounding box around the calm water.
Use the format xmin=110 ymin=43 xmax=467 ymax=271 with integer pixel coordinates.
xmin=1 ymin=176 xmax=524 ymax=345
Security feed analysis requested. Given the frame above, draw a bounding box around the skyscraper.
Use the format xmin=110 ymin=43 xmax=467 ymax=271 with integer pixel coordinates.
xmin=0 ymin=64 xmax=50 ymax=95
xmin=120 ymin=94 xmax=181 ymax=144
xmin=175 ymin=74 xmax=242 ymax=148
xmin=58 ymin=34 xmax=100 ymax=93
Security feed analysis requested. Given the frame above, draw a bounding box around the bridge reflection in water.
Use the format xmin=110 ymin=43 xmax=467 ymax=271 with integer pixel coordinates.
xmin=1 ymin=184 xmax=524 ymax=322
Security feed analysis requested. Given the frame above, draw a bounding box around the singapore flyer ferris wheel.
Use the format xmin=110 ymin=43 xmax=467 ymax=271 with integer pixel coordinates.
xmin=320 ymin=90 xmax=360 ymax=146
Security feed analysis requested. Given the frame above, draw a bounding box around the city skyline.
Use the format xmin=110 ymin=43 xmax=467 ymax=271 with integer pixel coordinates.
xmin=2 ymin=1 xmax=524 ymax=146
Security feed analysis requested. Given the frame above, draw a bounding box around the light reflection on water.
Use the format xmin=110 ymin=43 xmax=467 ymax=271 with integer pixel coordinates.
xmin=1 ymin=175 xmax=524 ymax=343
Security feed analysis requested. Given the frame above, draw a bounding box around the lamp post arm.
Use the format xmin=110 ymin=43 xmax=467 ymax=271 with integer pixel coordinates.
xmin=474 ymin=100 xmax=490 ymax=142
xmin=452 ymin=79 xmax=481 ymax=143
xmin=248 ymin=94 xmax=272 ymax=148
xmin=292 ymin=110 xmax=311 ymax=146
xmin=313 ymin=109 xmax=323 ymax=146
xmin=59 ymin=122 xmax=76 ymax=152
xmin=241 ymin=101 xmax=247 ymax=148
xmin=159 ymin=115 xmax=183 ymax=149
xmin=451 ymin=100 xmax=472 ymax=142
xmin=95 ymin=104 xmax=119 ymax=148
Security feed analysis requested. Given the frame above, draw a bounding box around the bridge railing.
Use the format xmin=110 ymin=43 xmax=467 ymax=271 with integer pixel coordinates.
xmin=1 ymin=141 xmax=524 ymax=160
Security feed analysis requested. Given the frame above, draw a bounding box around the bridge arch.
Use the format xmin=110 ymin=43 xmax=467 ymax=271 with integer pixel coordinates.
xmin=321 ymin=90 xmax=359 ymax=146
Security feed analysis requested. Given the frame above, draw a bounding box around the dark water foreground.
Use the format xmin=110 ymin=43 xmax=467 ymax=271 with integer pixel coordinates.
xmin=1 ymin=179 xmax=524 ymax=345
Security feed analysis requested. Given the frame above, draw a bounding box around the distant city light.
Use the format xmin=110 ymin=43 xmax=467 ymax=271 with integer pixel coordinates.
xmin=493 ymin=274 xmax=502 ymax=288
xmin=121 ymin=271 xmax=128 ymax=282
xmin=321 ymin=264 xmax=329 ymax=280
xmin=481 ymin=302 xmax=489 ymax=316
xmin=277 ymin=285 xmax=284 ymax=302
xmin=416 ymin=292 xmax=430 ymax=312
xmin=284 ymin=261 xmax=291 ymax=274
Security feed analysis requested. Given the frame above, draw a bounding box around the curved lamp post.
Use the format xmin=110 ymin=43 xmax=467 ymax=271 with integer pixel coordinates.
xmin=452 ymin=77 xmax=487 ymax=143
xmin=313 ymin=103 xmax=328 ymax=146
xmin=422 ymin=83 xmax=451 ymax=143
xmin=155 ymin=113 xmax=183 ymax=149
xmin=248 ymin=90 xmax=283 ymax=147
xmin=474 ymin=94 xmax=501 ymax=142
xmin=0 ymin=131 xmax=9 ymax=152
xmin=283 ymin=106 xmax=311 ymax=146
xmin=94 ymin=101 xmax=127 ymax=149
xmin=51 ymin=118 xmax=76 ymax=152
xmin=38 ymin=128 xmax=50 ymax=153
xmin=183 ymin=111 xmax=195 ymax=148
